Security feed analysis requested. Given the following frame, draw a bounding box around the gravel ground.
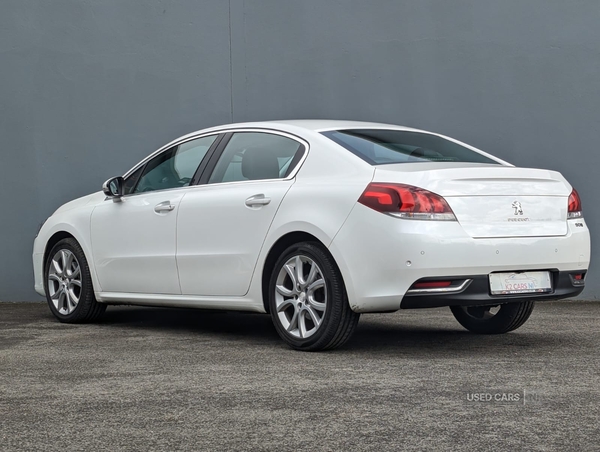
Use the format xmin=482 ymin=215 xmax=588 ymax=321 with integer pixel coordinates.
xmin=0 ymin=300 xmax=599 ymax=451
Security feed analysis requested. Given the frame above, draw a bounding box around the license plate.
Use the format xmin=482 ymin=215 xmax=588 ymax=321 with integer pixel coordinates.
xmin=489 ymin=271 xmax=552 ymax=295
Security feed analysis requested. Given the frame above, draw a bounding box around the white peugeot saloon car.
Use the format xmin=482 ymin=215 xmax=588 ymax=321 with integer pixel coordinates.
xmin=33 ymin=120 xmax=591 ymax=350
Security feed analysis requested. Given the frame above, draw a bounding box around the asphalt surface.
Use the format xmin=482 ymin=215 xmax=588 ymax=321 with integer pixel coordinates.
xmin=0 ymin=301 xmax=599 ymax=451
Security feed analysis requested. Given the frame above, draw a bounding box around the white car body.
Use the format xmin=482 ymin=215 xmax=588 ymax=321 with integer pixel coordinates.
xmin=33 ymin=120 xmax=591 ymax=316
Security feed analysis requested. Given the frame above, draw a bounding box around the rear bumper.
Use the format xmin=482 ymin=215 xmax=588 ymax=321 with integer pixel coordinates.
xmin=401 ymin=270 xmax=586 ymax=309
xmin=329 ymin=204 xmax=591 ymax=313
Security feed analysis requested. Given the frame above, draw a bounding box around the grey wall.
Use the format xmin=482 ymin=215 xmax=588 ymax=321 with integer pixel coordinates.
xmin=1 ymin=0 xmax=598 ymax=301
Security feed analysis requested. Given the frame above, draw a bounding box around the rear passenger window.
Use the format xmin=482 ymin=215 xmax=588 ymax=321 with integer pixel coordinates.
xmin=208 ymin=132 xmax=304 ymax=184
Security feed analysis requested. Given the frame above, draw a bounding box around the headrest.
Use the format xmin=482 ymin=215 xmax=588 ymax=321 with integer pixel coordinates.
xmin=241 ymin=147 xmax=280 ymax=180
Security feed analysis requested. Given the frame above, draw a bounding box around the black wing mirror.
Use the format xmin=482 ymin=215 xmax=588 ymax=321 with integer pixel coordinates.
xmin=102 ymin=176 xmax=124 ymax=201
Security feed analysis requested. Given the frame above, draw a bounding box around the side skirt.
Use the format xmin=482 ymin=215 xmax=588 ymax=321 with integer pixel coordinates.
xmin=95 ymin=292 xmax=266 ymax=313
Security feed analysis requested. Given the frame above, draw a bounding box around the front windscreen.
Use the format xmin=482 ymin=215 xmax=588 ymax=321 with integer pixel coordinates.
xmin=321 ymin=129 xmax=499 ymax=165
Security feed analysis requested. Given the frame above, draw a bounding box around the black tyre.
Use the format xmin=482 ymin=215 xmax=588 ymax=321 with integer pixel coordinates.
xmin=450 ymin=301 xmax=535 ymax=334
xmin=268 ymin=242 xmax=360 ymax=351
xmin=44 ymin=238 xmax=106 ymax=323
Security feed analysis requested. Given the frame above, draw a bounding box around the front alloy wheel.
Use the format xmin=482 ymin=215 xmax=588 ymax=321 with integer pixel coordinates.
xmin=44 ymin=238 xmax=106 ymax=323
xmin=47 ymin=249 xmax=82 ymax=315
xmin=269 ymin=242 xmax=360 ymax=351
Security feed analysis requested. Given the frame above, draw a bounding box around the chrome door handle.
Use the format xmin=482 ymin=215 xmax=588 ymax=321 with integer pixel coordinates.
xmin=245 ymin=194 xmax=271 ymax=207
xmin=154 ymin=201 xmax=175 ymax=213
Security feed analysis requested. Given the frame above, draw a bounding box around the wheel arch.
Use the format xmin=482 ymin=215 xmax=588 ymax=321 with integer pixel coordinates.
xmin=42 ymin=229 xmax=99 ymax=292
xmin=43 ymin=231 xmax=77 ymax=271
xmin=260 ymin=231 xmax=349 ymax=313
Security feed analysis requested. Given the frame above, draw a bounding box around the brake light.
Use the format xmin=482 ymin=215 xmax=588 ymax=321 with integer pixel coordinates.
xmin=567 ymin=188 xmax=582 ymax=219
xmin=358 ymin=183 xmax=456 ymax=221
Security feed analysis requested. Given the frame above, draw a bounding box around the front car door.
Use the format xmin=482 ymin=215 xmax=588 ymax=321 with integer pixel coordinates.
xmin=176 ymin=130 xmax=306 ymax=296
xmin=90 ymin=134 xmax=219 ymax=294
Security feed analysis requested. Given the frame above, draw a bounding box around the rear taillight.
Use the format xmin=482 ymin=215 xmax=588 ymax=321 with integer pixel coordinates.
xmin=358 ymin=183 xmax=456 ymax=221
xmin=567 ymin=188 xmax=582 ymax=219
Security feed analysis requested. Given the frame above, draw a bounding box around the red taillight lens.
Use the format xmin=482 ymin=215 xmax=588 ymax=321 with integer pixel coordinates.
xmin=358 ymin=183 xmax=456 ymax=221
xmin=567 ymin=188 xmax=582 ymax=219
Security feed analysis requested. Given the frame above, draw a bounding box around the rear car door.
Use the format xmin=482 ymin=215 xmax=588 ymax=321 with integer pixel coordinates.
xmin=176 ymin=131 xmax=306 ymax=296
xmin=90 ymin=134 xmax=219 ymax=294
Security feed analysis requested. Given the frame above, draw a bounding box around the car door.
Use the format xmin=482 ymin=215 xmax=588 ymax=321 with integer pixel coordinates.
xmin=176 ymin=131 xmax=307 ymax=296
xmin=90 ymin=134 xmax=219 ymax=294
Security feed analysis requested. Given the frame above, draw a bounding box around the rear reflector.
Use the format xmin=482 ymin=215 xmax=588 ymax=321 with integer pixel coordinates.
xmin=412 ymin=281 xmax=452 ymax=289
xmin=570 ymin=272 xmax=586 ymax=287
xmin=567 ymin=188 xmax=583 ymax=219
xmin=358 ymin=183 xmax=456 ymax=221
xmin=406 ymin=278 xmax=473 ymax=295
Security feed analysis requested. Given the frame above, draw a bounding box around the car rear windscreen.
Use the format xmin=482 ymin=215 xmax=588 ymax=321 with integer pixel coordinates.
xmin=321 ymin=129 xmax=499 ymax=165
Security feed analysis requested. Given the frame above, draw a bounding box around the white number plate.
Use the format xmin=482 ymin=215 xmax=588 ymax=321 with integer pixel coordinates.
xmin=489 ymin=271 xmax=552 ymax=295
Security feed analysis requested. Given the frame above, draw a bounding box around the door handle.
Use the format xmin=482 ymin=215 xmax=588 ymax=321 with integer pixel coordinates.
xmin=154 ymin=201 xmax=175 ymax=213
xmin=245 ymin=194 xmax=271 ymax=207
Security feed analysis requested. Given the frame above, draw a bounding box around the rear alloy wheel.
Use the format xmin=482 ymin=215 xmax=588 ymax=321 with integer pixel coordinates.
xmin=44 ymin=238 xmax=106 ymax=323
xmin=269 ymin=242 xmax=359 ymax=351
xmin=450 ymin=301 xmax=535 ymax=334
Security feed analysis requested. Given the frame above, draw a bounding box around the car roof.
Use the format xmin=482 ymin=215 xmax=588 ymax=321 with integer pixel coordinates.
xmin=262 ymin=119 xmax=421 ymax=132
xmin=190 ymin=119 xmax=424 ymax=136
xmin=155 ymin=120 xmax=432 ymax=158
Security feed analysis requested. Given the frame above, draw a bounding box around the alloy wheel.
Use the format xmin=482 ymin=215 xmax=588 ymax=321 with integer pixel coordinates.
xmin=47 ymin=249 xmax=82 ymax=315
xmin=274 ymin=255 xmax=327 ymax=339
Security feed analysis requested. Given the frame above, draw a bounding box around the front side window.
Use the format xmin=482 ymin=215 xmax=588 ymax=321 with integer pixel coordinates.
xmin=122 ymin=166 xmax=143 ymax=195
xmin=208 ymin=132 xmax=303 ymax=184
xmin=322 ymin=129 xmax=499 ymax=165
xmin=131 ymin=135 xmax=217 ymax=193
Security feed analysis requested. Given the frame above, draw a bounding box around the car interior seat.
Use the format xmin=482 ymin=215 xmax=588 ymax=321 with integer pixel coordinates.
xmin=241 ymin=147 xmax=280 ymax=180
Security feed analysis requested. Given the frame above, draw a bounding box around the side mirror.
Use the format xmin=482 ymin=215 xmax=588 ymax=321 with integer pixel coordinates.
xmin=102 ymin=176 xmax=124 ymax=200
